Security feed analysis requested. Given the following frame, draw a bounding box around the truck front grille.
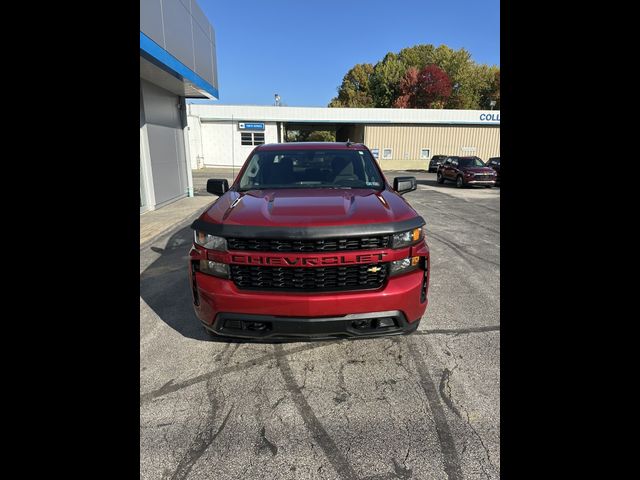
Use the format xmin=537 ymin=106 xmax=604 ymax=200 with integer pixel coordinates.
xmin=230 ymin=263 xmax=388 ymax=292
xmin=472 ymin=175 xmax=494 ymax=181
xmin=227 ymin=236 xmax=390 ymax=253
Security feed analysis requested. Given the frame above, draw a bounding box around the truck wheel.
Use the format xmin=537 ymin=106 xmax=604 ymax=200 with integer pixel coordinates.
xmin=456 ymin=176 xmax=464 ymax=188
xmin=436 ymin=173 xmax=444 ymax=184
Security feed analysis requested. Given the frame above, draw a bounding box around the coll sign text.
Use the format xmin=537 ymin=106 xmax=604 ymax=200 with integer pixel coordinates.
xmin=480 ymin=113 xmax=500 ymax=122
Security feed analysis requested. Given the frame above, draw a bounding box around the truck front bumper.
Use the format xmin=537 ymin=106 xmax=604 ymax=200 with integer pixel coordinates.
xmin=191 ymin=267 xmax=428 ymax=340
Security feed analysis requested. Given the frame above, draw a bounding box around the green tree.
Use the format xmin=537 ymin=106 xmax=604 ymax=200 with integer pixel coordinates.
xmin=397 ymin=44 xmax=436 ymax=69
xmin=306 ymin=130 xmax=336 ymax=142
xmin=370 ymin=53 xmax=407 ymax=107
xmin=286 ymin=129 xmax=336 ymax=142
xmin=328 ymin=63 xmax=375 ymax=107
xmin=330 ymin=43 xmax=499 ymax=110
xmin=479 ymin=69 xmax=500 ymax=109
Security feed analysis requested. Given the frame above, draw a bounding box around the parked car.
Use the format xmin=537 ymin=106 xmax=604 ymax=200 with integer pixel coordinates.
xmin=190 ymin=142 xmax=430 ymax=340
xmin=486 ymin=157 xmax=500 ymax=185
xmin=436 ymin=156 xmax=497 ymax=188
xmin=428 ymin=155 xmax=448 ymax=172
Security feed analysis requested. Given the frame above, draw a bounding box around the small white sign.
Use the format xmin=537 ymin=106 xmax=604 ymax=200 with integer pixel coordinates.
xmin=461 ymin=146 xmax=477 ymax=152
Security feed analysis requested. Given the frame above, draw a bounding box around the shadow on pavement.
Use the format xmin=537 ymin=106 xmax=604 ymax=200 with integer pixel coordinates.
xmin=417 ymin=179 xmax=457 ymax=189
xmin=416 ymin=179 xmax=499 ymax=190
xmin=140 ymin=226 xmax=345 ymax=344
xmin=140 ymin=226 xmax=212 ymax=342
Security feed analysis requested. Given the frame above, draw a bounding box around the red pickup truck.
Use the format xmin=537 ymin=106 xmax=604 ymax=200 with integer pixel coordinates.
xmin=189 ymin=142 xmax=430 ymax=340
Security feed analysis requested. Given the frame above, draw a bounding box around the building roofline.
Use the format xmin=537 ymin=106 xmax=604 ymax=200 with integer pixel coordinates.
xmin=187 ymin=104 xmax=500 ymax=125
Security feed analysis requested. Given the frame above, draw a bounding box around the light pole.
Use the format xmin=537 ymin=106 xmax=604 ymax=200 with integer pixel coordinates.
xmin=274 ymin=94 xmax=281 ymax=106
xmin=490 ymin=100 xmax=496 ymax=110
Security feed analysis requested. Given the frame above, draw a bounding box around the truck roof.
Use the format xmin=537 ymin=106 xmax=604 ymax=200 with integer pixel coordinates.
xmin=256 ymin=142 xmax=366 ymax=151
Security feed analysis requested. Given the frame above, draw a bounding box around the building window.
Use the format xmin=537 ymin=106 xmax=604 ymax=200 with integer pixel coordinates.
xmin=241 ymin=133 xmax=252 ymax=145
xmin=241 ymin=132 xmax=265 ymax=146
xmin=382 ymin=148 xmax=392 ymax=160
xmin=420 ymin=148 xmax=431 ymax=159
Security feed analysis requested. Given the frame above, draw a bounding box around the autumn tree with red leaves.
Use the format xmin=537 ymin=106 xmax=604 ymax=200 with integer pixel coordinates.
xmin=393 ymin=65 xmax=452 ymax=109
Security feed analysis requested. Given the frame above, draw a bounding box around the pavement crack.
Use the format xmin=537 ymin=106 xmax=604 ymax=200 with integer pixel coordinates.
xmin=260 ymin=425 xmax=278 ymax=456
xmin=405 ymin=338 xmax=463 ymax=480
xmin=275 ymin=344 xmax=358 ymax=480
xmin=441 ymin=337 xmax=497 ymax=478
xmin=140 ymin=341 xmax=335 ymax=405
xmin=169 ymin=404 xmax=235 ymax=480
xmin=461 ymin=406 xmax=496 ymax=479
xmin=392 ymin=457 xmax=413 ymax=479
xmin=166 ymin=345 xmax=238 ymax=480
xmin=413 ymin=325 xmax=500 ymax=336
xmin=271 ymin=395 xmax=286 ymax=410
xmin=439 ymin=368 xmax=462 ymax=419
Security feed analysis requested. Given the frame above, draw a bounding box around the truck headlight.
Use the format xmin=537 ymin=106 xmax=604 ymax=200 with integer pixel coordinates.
xmin=389 ymin=256 xmax=420 ymax=276
xmin=194 ymin=231 xmax=227 ymax=251
xmin=198 ymin=259 xmax=229 ymax=278
xmin=391 ymin=228 xmax=423 ymax=249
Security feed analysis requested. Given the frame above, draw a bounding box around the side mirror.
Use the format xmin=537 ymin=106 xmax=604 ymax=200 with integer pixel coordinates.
xmin=206 ymin=179 xmax=229 ymax=196
xmin=393 ymin=176 xmax=417 ymax=195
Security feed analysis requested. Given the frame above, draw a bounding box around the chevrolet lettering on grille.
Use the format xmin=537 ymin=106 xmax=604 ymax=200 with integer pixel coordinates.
xmin=230 ymin=253 xmax=388 ymax=266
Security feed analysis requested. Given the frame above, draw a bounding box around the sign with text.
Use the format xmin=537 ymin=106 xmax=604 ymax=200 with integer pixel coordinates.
xmin=238 ymin=122 xmax=265 ymax=131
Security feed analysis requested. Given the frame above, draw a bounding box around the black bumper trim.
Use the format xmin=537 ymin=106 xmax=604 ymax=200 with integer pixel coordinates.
xmin=204 ymin=310 xmax=420 ymax=340
xmin=191 ymin=216 xmax=425 ymax=240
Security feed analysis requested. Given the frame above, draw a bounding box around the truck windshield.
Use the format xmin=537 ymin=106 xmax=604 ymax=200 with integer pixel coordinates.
xmin=238 ymin=149 xmax=384 ymax=191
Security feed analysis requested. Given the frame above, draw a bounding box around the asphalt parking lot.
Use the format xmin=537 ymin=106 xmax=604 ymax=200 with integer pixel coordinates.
xmin=140 ymin=171 xmax=500 ymax=479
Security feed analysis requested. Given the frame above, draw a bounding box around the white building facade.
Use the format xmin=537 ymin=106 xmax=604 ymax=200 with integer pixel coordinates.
xmin=187 ymin=104 xmax=500 ymax=171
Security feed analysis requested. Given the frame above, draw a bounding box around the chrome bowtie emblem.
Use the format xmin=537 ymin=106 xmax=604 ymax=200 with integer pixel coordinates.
xmin=367 ymin=266 xmax=382 ymax=273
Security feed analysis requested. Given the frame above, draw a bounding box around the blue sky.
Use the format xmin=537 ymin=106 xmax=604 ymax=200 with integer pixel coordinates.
xmin=192 ymin=0 xmax=499 ymax=107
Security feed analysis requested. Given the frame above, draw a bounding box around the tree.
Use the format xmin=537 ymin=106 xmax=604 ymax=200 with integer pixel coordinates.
xmin=398 ymin=44 xmax=436 ymax=69
xmin=328 ymin=63 xmax=375 ymax=107
xmin=393 ymin=65 xmax=452 ymax=109
xmin=370 ymin=53 xmax=407 ymax=107
xmin=329 ymin=43 xmax=499 ymax=110
xmin=286 ymin=129 xmax=335 ymax=142
xmin=482 ymin=70 xmax=500 ymax=109
xmin=306 ymin=130 xmax=336 ymax=142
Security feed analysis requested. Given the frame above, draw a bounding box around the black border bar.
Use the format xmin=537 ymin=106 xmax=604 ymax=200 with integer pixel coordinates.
xmin=191 ymin=216 xmax=425 ymax=239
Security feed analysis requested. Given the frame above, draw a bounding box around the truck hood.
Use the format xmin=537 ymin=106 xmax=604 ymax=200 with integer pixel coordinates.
xmin=198 ymin=188 xmax=419 ymax=228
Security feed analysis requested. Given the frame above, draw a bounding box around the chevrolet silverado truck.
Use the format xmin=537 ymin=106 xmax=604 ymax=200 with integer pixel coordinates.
xmin=189 ymin=142 xmax=430 ymax=340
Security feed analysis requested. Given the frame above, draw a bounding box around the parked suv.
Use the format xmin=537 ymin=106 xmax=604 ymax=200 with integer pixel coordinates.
xmin=189 ymin=142 xmax=430 ymax=340
xmin=486 ymin=157 xmax=500 ymax=185
xmin=436 ymin=156 xmax=497 ymax=188
xmin=428 ymin=155 xmax=447 ymax=172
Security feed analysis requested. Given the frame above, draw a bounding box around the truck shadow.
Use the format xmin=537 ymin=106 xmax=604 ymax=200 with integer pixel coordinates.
xmin=140 ymin=227 xmax=341 ymax=344
xmin=140 ymin=226 xmax=213 ymax=342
